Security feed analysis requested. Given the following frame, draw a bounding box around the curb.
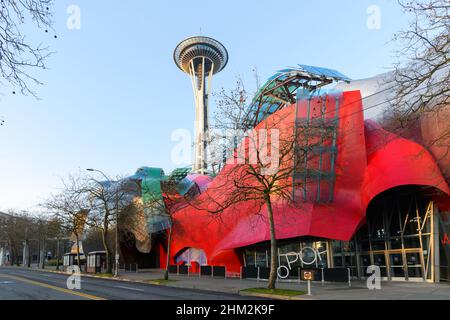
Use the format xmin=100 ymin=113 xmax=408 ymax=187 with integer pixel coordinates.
xmin=238 ymin=291 xmax=310 ymax=300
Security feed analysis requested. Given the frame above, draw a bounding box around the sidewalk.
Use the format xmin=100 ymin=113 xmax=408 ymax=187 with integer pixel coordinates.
xmin=15 ymin=266 xmax=450 ymax=300
xmin=114 ymin=270 xmax=450 ymax=300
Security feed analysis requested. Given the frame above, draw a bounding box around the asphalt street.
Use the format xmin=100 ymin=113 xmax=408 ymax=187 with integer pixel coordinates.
xmin=0 ymin=267 xmax=255 ymax=300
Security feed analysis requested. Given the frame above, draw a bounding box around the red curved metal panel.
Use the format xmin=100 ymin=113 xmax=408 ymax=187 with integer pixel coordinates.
xmin=168 ymin=90 xmax=450 ymax=273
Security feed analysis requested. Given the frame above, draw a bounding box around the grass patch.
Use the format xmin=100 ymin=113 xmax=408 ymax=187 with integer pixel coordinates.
xmin=242 ymin=288 xmax=306 ymax=297
xmin=147 ymin=278 xmax=178 ymax=285
xmin=95 ymin=273 xmax=114 ymax=278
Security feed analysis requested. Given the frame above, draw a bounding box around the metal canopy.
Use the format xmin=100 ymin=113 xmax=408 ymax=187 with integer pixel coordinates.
xmin=245 ymin=64 xmax=351 ymax=127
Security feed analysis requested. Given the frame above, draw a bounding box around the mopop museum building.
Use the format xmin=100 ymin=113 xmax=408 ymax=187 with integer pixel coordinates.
xmin=117 ymin=37 xmax=450 ymax=284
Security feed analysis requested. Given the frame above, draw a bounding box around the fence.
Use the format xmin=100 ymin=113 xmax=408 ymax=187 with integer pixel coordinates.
xmin=119 ymin=263 xmax=139 ymax=273
xmin=168 ymin=265 xmax=351 ymax=285
xmin=241 ymin=266 xmax=351 ymax=285
xmin=168 ymin=265 xmax=227 ymax=278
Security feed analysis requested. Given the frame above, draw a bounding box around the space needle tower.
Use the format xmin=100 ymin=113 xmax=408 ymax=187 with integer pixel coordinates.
xmin=174 ymin=36 xmax=229 ymax=174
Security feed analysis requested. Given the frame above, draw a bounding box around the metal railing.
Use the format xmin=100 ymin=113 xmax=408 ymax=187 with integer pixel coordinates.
xmin=167 ymin=265 xmax=352 ymax=286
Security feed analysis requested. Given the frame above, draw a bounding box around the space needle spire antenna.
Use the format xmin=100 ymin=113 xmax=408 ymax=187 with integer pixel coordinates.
xmin=174 ymin=36 xmax=229 ymax=175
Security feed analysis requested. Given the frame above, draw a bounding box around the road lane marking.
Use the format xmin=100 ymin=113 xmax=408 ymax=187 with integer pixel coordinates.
xmin=0 ymin=274 xmax=106 ymax=300
xmin=116 ymin=285 xmax=144 ymax=292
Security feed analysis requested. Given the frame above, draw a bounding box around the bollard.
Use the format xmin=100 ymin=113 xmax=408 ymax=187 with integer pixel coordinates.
xmin=348 ymin=268 xmax=351 ymax=287
xmin=240 ymin=266 xmax=243 ymax=280
xmin=307 ymin=280 xmax=312 ymax=296
xmin=257 ymin=267 xmax=260 ymax=282
xmin=211 ymin=266 xmax=214 ymax=279
xmin=321 ymin=268 xmax=325 ymax=286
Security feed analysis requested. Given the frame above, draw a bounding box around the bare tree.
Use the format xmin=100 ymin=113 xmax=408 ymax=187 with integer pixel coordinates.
xmin=387 ymin=1 xmax=449 ymax=136
xmin=0 ymin=0 xmax=55 ymax=97
xmin=0 ymin=211 xmax=33 ymax=266
xmin=210 ymin=75 xmax=259 ymax=174
xmin=42 ymin=175 xmax=89 ymax=271
xmin=199 ymin=80 xmax=322 ymax=289
xmin=160 ymin=178 xmax=197 ymax=281
xmin=45 ymin=216 xmax=67 ymax=270
xmin=83 ymin=175 xmax=132 ymax=275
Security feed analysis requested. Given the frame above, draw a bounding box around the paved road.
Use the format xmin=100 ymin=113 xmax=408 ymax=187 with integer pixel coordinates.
xmin=0 ymin=267 xmax=256 ymax=300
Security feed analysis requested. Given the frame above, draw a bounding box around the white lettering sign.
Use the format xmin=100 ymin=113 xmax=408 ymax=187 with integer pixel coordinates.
xmin=277 ymin=247 xmax=327 ymax=279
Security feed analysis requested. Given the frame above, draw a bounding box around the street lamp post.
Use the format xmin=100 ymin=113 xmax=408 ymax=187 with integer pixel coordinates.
xmin=86 ymin=168 xmax=120 ymax=277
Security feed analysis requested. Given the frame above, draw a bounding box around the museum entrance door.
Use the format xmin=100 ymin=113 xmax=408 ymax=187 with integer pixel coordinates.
xmin=358 ymin=248 xmax=426 ymax=281
xmin=387 ymin=249 xmax=425 ymax=281
xmin=353 ymin=186 xmax=438 ymax=282
xmin=404 ymin=250 xmax=425 ymax=281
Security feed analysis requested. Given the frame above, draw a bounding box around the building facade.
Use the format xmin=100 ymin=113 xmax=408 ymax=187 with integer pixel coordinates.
xmin=163 ymin=67 xmax=450 ymax=283
xmin=115 ymin=66 xmax=450 ymax=283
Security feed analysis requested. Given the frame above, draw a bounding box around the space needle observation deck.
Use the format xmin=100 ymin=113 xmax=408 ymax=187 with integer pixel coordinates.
xmin=174 ymin=36 xmax=229 ymax=174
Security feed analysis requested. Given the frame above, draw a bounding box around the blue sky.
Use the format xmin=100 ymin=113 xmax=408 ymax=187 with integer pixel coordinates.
xmin=0 ymin=0 xmax=409 ymax=211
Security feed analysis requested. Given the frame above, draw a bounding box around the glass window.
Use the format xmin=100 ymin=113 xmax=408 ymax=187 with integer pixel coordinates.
xmin=406 ymin=252 xmax=421 ymax=266
xmin=390 ymin=253 xmax=403 ymax=266
xmin=315 ymin=242 xmax=328 ymax=268
xmin=403 ymin=235 xmax=421 ymax=249
xmin=439 ymin=212 xmax=450 ymax=281
xmin=359 ymin=240 xmax=371 ymax=252
xmin=279 ymin=242 xmax=299 ymax=254
xmin=388 ymin=210 xmax=402 ymax=237
xmin=244 ymin=250 xmax=255 ymax=267
xmin=373 ymin=254 xmax=388 ymax=277
xmin=407 ymin=267 xmax=423 ymax=278
xmin=344 ymin=254 xmax=357 ymax=267
xmin=300 ymin=247 xmax=316 ymax=266
xmin=332 ymin=241 xmax=342 ymax=254
xmin=389 ymin=236 xmax=403 ymax=250
xmin=360 ymin=254 xmax=371 ymax=267
xmin=279 ymin=252 xmax=301 ymax=269
xmin=333 ymin=256 xmax=343 ymax=267
xmin=373 ymin=254 xmax=386 ymax=266
xmin=256 ymin=251 xmax=267 ymax=268
xmin=389 ymin=253 xmax=405 ymax=278
xmin=342 ymin=241 xmax=354 ymax=253
xmin=371 ymin=239 xmax=386 ymax=250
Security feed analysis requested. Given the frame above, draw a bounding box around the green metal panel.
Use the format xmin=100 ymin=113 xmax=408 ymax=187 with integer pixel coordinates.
xmin=139 ymin=167 xmax=169 ymax=233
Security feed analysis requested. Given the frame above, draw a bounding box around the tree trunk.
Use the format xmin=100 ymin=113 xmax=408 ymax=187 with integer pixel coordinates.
xmin=11 ymin=243 xmax=19 ymax=266
xmin=26 ymin=239 xmax=31 ymax=268
xmin=56 ymin=238 xmax=60 ymax=271
xmin=37 ymin=241 xmax=40 ymax=268
xmin=266 ymin=196 xmax=278 ymax=290
xmin=27 ymin=250 xmax=31 ymax=268
xmin=41 ymin=240 xmax=46 ymax=269
xmin=75 ymin=234 xmax=82 ymax=272
xmin=164 ymin=226 xmax=173 ymax=281
xmin=101 ymin=229 xmax=112 ymax=274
